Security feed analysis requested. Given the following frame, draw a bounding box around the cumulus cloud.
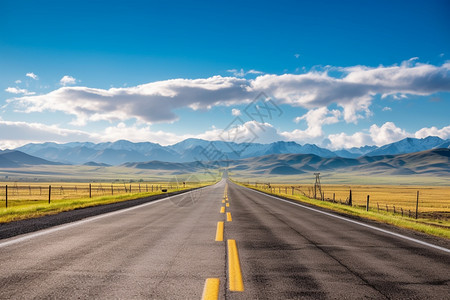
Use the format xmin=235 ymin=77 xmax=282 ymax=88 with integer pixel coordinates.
xmin=9 ymin=60 xmax=450 ymax=129
xmin=5 ymin=87 xmax=35 ymax=95
xmin=415 ymin=125 xmax=450 ymax=140
xmin=15 ymin=80 xmax=22 ymax=84
xmin=382 ymin=106 xmax=392 ymax=111
xmin=287 ymin=107 xmax=341 ymax=143
xmin=231 ymin=108 xmax=241 ymax=116
xmin=198 ymin=120 xmax=284 ymax=144
xmin=26 ymin=72 xmax=38 ymax=80
xmin=369 ymin=122 xmax=409 ymax=145
xmin=328 ymin=122 xmax=413 ymax=149
xmin=60 ymin=75 xmax=77 ymax=86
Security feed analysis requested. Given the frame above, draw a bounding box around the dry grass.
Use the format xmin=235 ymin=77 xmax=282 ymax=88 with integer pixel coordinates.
xmin=236 ymin=182 xmax=450 ymax=239
xmin=254 ymin=183 xmax=450 ymax=215
xmin=0 ymin=181 xmax=209 ymax=209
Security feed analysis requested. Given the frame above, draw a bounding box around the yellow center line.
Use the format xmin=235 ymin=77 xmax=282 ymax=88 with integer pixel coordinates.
xmin=220 ymin=206 xmax=225 ymax=213
xmin=215 ymin=221 xmax=224 ymax=241
xmin=226 ymin=203 xmax=229 ymax=207
xmin=227 ymin=239 xmax=244 ymax=291
xmin=226 ymin=212 xmax=232 ymax=222
xmin=201 ymin=278 xmax=220 ymax=300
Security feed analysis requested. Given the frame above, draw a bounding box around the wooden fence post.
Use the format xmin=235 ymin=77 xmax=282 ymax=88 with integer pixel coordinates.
xmin=348 ymin=189 xmax=352 ymax=206
xmin=5 ymin=185 xmax=8 ymax=208
xmin=415 ymin=191 xmax=419 ymax=219
xmin=366 ymin=195 xmax=369 ymax=211
xmin=111 ymin=184 xmax=114 ymax=195
xmin=89 ymin=184 xmax=92 ymax=198
xmin=48 ymin=185 xmax=51 ymax=204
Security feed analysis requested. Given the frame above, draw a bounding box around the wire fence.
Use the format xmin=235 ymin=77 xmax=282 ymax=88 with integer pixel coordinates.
xmin=241 ymin=182 xmax=449 ymax=222
xmin=0 ymin=182 xmax=197 ymax=208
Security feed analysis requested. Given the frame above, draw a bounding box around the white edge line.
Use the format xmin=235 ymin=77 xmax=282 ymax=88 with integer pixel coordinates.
xmin=0 ymin=187 xmax=209 ymax=249
xmin=246 ymin=186 xmax=450 ymax=254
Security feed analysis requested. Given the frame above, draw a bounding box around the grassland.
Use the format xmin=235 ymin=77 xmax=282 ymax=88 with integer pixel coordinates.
xmin=234 ymin=181 xmax=450 ymax=239
xmin=0 ymin=181 xmax=213 ymax=223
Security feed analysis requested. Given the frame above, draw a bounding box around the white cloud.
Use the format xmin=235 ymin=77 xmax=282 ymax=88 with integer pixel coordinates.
xmin=5 ymin=87 xmax=35 ymax=95
xmin=287 ymin=107 xmax=341 ymax=143
xmin=11 ymin=76 xmax=253 ymax=125
xmin=197 ymin=120 xmax=284 ymax=144
xmin=0 ymin=120 xmax=93 ymax=149
xmin=15 ymin=80 xmax=22 ymax=84
xmin=382 ymin=106 xmax=392 ymax=111
xmin=294 ymin=53 xmax=300 ymax=58
xmin=369 ymin=122 xmax=409 ymax=145
xmin=415 ymin=125 xmax=450 ymax=140
xmin=327 ymin=131 xmax=374 ymax=149
xmin=231 ymin=108 xmax=241 ymax=116
xmin=9 ymin=60 xmax=450 ymax=129
xmin=26 ymin=72 xmax=38 ymax=80
xmin=328 ymin=123 xmax=450 ymax=149
xmin=60 ymin=75 xmax=77 ymax=86
xmin=226 ymin=68 xmax=263 ymax=77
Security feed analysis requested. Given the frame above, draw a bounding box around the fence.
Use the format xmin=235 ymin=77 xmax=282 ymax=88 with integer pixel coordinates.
xmin=243 ymin=182 xmax=449 ymax=221
xmin=0 ymin=182 xmax=192 ymax=208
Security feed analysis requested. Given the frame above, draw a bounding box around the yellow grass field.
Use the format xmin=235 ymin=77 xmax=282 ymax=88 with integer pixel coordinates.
xmin=0 ymin=181 xmax=207 ymax=208
xmin=252 ymin=183 xmax=450 ymax=220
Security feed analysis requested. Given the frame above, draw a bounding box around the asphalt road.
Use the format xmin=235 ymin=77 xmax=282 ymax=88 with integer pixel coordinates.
xmin=0 ymin=179 xmax=449 ymax=299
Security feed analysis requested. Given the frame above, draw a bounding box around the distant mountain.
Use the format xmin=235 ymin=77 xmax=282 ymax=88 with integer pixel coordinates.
xmin=13 ymin=136 xmax=449 ymax=165
xmin=225 ymin=148 xmax=450 ymax=177
xmin=83 ymin=161 xmax=111 ymax=167
xmin=0 ymin=150 xmax=61 ymax=167
xmin=365 ymin=136 xmax=448 ymax=156
xmin=16 ymin=139 xmax=337 ymax=165
xmin=334 ymin=146 xmax=378 ymax=158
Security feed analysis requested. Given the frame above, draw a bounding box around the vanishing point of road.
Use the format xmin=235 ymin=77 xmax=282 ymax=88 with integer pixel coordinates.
xmin=0 ymin=180 xmax=449 ymax=299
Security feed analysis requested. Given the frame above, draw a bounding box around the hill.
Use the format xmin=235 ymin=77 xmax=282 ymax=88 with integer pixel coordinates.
xmin=0 ymin=150 xmax=61 ymax=167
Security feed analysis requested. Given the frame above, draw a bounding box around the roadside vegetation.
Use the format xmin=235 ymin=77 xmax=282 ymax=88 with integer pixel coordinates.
xmin=233 ymin=181 xmax=450 ymax=239
xmin=0 ymin=181 xmax=213 ymax=223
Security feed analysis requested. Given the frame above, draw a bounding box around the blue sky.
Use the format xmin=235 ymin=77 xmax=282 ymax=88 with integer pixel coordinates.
xmin=1 ymin=0 xmax=449 ymax=149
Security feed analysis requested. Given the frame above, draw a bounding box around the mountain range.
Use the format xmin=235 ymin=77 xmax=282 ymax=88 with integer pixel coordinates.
xmin=12 ymin=136 xmax=450 ymax=165
xmin=223 ymin=148 xmax=450 ymax=177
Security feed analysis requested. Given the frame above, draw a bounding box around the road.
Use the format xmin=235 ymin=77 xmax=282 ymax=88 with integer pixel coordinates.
xmin=0 ymin=179 xmax=449 ymax=299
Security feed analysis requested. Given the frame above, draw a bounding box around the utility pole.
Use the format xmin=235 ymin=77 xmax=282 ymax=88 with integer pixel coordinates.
xmin=314 ymin=173 xmax=321 ymax=200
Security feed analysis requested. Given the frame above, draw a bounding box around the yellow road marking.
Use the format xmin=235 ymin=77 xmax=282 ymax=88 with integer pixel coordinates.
xmin=227 ymin=239 xmax=244 ymax=291
xmin=215 ymin=222 xmax=224 ymax=241
xmin=226 ymin=203 xmax=229 ymax=207
xmin=202 ymin=278 xmax=220 ymax=300
xmin=226 ymin=212 xmax=232 ymax=222
xmin=220 ymin=206 xmax=225 ymax=213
